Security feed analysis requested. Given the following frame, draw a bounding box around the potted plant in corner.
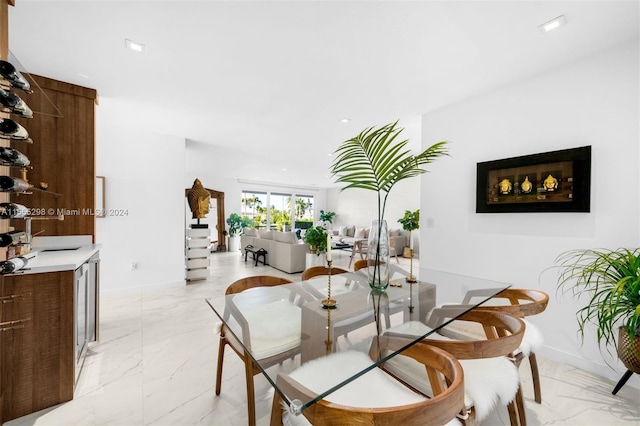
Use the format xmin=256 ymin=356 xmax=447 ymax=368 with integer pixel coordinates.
xmin=331 ymin=121 xmax=448 ymax=291
xmin=226 ymin=213 xmax=252 ymax=252
xmin=319 ymin=210 xmax=336 ymax=230
xmin=554 ymin=247 xmax=640 ymax=393
xmin=398 ymin=209 xmax=419 ymax=282
xmin=303 ymin=225 xmax=328 ymax=255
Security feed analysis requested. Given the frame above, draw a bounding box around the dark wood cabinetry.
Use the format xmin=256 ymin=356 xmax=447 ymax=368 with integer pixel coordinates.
xmin=11 ymin=75 xmax=98 ymax=240
xmin=0 ymin=271 xmax=75 ymax=421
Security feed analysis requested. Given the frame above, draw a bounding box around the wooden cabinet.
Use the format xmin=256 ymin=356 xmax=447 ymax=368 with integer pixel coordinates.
xmin=0 ymin=250 xmax=100 ymax=422
xmin=11 ymin=75 xmax=98 ymax=240
xmin=0 ymin=271 xmax=75 ymax=421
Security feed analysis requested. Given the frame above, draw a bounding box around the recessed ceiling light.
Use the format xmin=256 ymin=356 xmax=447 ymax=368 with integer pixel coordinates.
xmin=539 ymin=15 xmax=567 ymax=34
xmin=125 ymin=39 xmax=146 ymax=53
xmin=339 ymin=118 xmax=351 ymax=123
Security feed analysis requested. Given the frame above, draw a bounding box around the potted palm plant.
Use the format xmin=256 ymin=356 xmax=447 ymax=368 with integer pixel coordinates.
xmin=331 ymin=121 xmax=448 ymax=291
xmin=554 ymin=247 xmax=640 ymax=382
xmin=303 ymin=225 xmax=328 ymax=255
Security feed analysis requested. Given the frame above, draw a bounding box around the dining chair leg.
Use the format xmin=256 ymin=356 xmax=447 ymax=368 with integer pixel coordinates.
xmin=270 ymin=390 xmax=284 ymax=426
xmin=245 ymin=360 xmax=257 ymax=426
xmin=529 ymin=352 xmax=542 ymax=403
xmin=215 ymin=337 xmax=226 ymax=395
xmin=507 ymin=400 xmax=519 ymax=426
xmin=515 ymin=384 xmax=527 ymax=426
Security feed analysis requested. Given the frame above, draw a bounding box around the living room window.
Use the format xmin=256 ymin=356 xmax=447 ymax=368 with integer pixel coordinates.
xmin=270 ymin=192 xmax=292 ymax=231
xmin=241 ymin=190 xmax=314 ymax=232
xmin=294 ymin=194 xmax=314 ymax=231
xmin=241 ymin=191 xmax=267 ymax=228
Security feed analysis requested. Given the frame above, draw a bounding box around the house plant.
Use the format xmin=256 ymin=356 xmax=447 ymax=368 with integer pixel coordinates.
xmin=331 ymin=121 xmax=448 ymax=291
xmin=554 ymin=247 xmax=640 ymax=372
xmin=398 ymin=209 xmax=420 ymax=282
xmin=226 ymin=213 xmax=252 ymax=251
xmin=319 ymin=210 xmax=336 ymax=229
xmin=303 ymin=225 xmax=328 ymax=255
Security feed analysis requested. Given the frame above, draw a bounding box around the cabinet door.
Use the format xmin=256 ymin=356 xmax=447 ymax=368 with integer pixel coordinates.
xmin=1 ymin=271 xmax=74 ymax=421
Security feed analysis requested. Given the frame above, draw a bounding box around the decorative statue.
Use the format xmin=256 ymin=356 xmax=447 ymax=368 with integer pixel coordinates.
xmin=520 ymin=176 xmax=533 ymax=193
xmin=499 ymin=178 xmax=512 ymax=194
xmin=543 ymin=174 xmax=558 ymax=191
xmin=186 ymin=178 xmax=210 ymax=219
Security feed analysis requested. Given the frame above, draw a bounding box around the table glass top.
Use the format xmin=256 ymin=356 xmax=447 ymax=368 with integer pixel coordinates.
xmin=205 ymin=267 xmax=511 ymax=414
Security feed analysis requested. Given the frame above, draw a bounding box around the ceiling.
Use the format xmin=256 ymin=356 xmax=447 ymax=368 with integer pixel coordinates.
xmin=7 ymin=1 xmax=639 ymax=188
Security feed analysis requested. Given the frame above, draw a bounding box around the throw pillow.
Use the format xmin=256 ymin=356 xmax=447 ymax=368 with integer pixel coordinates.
xmin=287 ymin=232 xmax=299 ymax=244
xmin=339 ymin=226 xmax=348 ymax=236
xmin=346 ymin=225 xmax=355 ymax=237
xmin=354 ymin=227 xmax=366 ymax=239
xmin=389 ymin=228 xmax=401 ymax=237
xmin=258 ymin=230 xmax=273 ymax=239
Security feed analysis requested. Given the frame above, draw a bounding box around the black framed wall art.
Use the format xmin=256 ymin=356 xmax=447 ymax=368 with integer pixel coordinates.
xmin=476 ymin=146 xmax=591 ymax=213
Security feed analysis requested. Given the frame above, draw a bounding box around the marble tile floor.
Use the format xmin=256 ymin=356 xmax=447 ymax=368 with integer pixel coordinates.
xmin=6 ymin=249 xmax=639 ymax=426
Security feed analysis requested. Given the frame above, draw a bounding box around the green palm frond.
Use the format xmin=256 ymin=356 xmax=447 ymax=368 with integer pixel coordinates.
xmin=554 ymin=247 xmax=640 ymax=362
xmin=330 ymin=120 xmax=449 ymax=220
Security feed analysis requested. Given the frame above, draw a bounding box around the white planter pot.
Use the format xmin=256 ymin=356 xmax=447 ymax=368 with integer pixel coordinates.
xmin=228 ymin=235 xmax=240 ymax=252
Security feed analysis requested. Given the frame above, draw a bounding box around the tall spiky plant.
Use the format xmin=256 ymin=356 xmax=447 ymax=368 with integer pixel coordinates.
xmin=330 ymin=121 xmax=448 ymax=288
xmin=555 ymin=247 xmax=640 ymax=363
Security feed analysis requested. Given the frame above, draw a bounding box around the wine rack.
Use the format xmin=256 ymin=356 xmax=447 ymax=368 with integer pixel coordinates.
xmin=0 ymin=58 xmax=32 ymax=265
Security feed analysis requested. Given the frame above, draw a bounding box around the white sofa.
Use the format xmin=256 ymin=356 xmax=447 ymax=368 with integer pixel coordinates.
xmin=240 ymin=228 xmax=309 ymax=274
xmin=330 ymin=225 xmax=408 ymax=256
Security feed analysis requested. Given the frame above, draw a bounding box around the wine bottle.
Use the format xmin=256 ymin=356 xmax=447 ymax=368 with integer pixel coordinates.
xmin=0 ymin=146 xmax=30 ymax=167
xmin=0 ymin=60 xmax=31 ymax=93
xmin=0 ymin=87 xmax=33 ymax=118
xmin=0 ymin=256 xmax=28 ymax=274
xmin=0 ymin=203 xmax=28 ymax=219
xmin=0 ymin=176 xmax=31 ymax=193
xmin=0 ymin=230 xmax=26 ymax=247
xmin=0 ymin=118 xmax=30 ymax=141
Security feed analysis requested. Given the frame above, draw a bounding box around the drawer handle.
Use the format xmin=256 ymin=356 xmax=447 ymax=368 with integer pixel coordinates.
xmin=0 ymin=292 xmax=32 ymax=303
xmin=0 ymin=318 xmax=31 ymax=331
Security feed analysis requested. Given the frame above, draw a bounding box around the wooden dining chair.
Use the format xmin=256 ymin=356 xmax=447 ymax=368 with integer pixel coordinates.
xmin=301 ymin=265 xmax=349 ymax=281
xmin=353 ymin=258 xmax=387 ymax=271
xmin=389 ymin=236 xmax=400 ymax=263
xmin=385 ymin=308 xmax=526 ymax=426
xmin=215 ymin=275 xmax=298 ymax=426
xmin=270 ymin=336 xmax=465 ymax=426
xmin=457 ymin=288 xmax=549 ymax=404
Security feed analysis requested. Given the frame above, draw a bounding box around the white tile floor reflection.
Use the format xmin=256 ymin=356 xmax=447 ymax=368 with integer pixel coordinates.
xmin=6 ymin=249 xmax=639 ymax=425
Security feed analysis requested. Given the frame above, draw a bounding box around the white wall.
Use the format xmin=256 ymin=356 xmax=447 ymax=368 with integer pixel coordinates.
xmin=420 ymin=40 xmax=639 ymax=386
xmin=95 ymin=115 xmax=186 ymax=293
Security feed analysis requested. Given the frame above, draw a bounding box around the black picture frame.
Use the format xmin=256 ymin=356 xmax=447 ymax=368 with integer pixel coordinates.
xmin=476 ymin=146 xmax=591 ymax=213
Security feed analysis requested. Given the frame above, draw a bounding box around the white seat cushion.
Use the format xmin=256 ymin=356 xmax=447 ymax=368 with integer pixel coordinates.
xmin=281 ymin=350 xmax=462 ymax=426
xmin=290 ymin=350 xmax=427 ymax=407
xmin=239 ymin=300 xmax=302 ymax=359
xmin=518 ymin=319 xmax=543 ymax=357
xmin=384 ymin=320 xmax=520 ymax=421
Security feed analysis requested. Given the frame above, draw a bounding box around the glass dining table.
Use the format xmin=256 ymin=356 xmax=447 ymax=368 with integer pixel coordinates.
xmin=205 ymin=267 xmax=511 ymax=419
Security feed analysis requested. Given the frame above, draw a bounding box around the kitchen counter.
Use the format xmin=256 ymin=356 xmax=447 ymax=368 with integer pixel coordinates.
xmin=20 ymin=244 xmax=101 ymax=274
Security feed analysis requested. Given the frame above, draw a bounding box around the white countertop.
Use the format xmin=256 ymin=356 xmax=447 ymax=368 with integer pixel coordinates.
xmin=19 ymin=244 xmax=101 ymax=275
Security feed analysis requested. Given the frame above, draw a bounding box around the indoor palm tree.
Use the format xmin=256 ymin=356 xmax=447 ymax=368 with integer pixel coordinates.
xmin=331 ymin=121 xmax=448 ymax=290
